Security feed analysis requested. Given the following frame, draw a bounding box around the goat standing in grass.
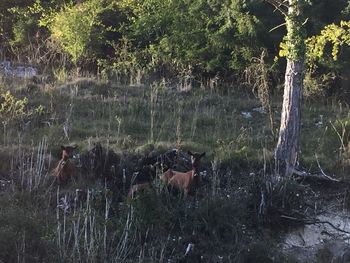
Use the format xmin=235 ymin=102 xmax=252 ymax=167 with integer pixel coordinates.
xmin=53 ymin=145 xmax=77 ymax=185
xmin=162 ymin=151 xmax=205 ymax=196
xmin=128 ymin=149 xmax=178 ymax=198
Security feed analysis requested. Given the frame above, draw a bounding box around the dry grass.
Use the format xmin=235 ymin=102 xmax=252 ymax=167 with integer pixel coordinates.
xmin=0 ymin=76 xmax=349 ymax=262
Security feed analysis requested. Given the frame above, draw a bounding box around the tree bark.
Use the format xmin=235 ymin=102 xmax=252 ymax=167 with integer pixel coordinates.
xmin=275 ymin=0 xmax=305 ymax=176
xmin=275 ymin=60 xmax=303 ymax=176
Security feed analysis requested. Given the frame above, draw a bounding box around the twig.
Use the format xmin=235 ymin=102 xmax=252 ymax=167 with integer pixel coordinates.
xmin=292 ymin=168 xmax=340 ymax=183
xmin=259 ymin=189 xmax=265 ymax=215
xmin=269 ymin=22 xmax=287 ymax=32
xmin=329 ymin=121 xmax=346 ymax=152
xmin=315 ymin=154 xmax=340 ymax=182
xmin=306 ymin=220 xmax=350 ymax=235
xmin=264 ymin=0 xmax=288 ymax=16
xmin=280 ymin=215 xmax=350 ymax=235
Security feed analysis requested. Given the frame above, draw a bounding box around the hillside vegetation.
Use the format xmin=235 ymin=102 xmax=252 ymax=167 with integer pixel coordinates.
xmin=0 ymin=77 xmax=349 ymax=262
xmin=1 ymin=0 xmax=350 ymax=262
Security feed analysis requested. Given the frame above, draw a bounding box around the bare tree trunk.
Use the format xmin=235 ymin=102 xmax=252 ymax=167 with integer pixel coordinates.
xmin=275 ymin=60 xmax=303 ymax=176
xmin=274 ymin=0 xmax=305 ymax=176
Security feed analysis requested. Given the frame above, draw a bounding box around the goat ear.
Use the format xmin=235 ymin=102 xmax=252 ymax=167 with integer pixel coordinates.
xmin=188 ymin=151 xmax=193 ymax=156
xmin=200 ymin=152 xmax=206 ymax=158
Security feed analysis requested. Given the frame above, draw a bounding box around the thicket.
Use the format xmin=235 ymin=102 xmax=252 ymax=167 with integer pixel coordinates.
xmin=1 ymin=0 xmax=350 ymax=98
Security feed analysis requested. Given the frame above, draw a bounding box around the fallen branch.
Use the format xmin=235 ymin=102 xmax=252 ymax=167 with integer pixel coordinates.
xmin=308 ymin=219 xmax=350 ymax=235
xmin=315 ymin=154 xmax=340 ymax=182
xmin=281 ymin=215 xmax=350 ymax=235
xmin=292 ymin=169 xmax=340 ymax=183
xmin=291 ymin=153 xmax=342 ymax=183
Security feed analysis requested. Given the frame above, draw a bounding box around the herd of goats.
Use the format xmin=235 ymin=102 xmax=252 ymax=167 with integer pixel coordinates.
xmin=53 ymin=144 xmax=206 ymax=199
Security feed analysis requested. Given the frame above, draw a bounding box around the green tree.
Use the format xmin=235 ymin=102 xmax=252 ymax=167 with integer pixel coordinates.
xmin=42 ymin=0 xmax=104 ymax=65
xmin=0 ymin=0 xmax=36 ymax=50
xmin=118 ymin=0 xmax=260 ymax=76
xmin=304 ymin=19 xmax=350 ymax=97
xmin=306 ymin=20 xmax=350 ymax=62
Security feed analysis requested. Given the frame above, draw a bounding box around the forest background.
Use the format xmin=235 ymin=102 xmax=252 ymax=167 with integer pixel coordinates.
xmin=1 ymin=0 xmax=350 ymax=98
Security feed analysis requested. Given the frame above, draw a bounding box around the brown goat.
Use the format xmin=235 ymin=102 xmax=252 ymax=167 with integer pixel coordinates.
xmin=160 ymin=169 xmax=174 ymax=184
xmin=53 ymin=145 xmax=77 ymax=185
xmin=163 ymin=151 xmax=205 ymax=196
xmin=127 ymin=182 xmax=151 ymax=199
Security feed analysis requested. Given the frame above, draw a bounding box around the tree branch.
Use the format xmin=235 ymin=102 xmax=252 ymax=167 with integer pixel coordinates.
xmin=281 ymin=215 xmax=350 ymax=235
xmin=264 ymin=0 xmax=289 ymax=16
xmin=314 ymin=154 xmax=340 ymax=182
xmin=268 ymin=0 xmax=289 ymax=8
xmin=269 ymin=22 xmax=287 ymax=32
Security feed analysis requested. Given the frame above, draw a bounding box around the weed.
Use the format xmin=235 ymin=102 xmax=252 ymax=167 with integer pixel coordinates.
xmin=0 ymin=78 xmax=348 ymax=262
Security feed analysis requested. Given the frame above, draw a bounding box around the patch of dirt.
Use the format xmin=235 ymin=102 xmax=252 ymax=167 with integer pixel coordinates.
xmin=281 ymin=197 xmax=350 ymax=262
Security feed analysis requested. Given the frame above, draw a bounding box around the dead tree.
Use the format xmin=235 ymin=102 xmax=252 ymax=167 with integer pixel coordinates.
xmin=265 ymin=0 xmax=306 ymax=176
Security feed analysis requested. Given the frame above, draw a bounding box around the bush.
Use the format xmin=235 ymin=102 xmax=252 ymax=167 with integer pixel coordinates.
xmin=249 ymin=174 xmax=308 ymax=226
xmin=0 ymin=193 xmax=54 ymax=262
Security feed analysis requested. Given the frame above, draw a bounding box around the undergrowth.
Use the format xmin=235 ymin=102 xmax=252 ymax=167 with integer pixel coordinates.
xmin=0 ymin=78 xmax=349 ymax=262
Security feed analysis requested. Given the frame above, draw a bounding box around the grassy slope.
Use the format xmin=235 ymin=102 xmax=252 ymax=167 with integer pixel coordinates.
xmin=0 ymin=77 xmax=349 ymax=262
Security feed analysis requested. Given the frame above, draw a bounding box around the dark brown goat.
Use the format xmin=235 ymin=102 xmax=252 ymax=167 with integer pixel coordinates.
xmin=53 ymin=145 xmax=77 ymax=185
xmin=127 ymin=149 xmax=178 ymax=199
xmin=127 ymin=182 xmax=151 ymax=198
xmin=81 ymin=143 xmax=120 ymax=182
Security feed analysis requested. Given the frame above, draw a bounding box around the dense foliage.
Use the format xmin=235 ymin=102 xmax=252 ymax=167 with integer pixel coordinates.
xmin=1 ymin=0 xmax=350 ymax=96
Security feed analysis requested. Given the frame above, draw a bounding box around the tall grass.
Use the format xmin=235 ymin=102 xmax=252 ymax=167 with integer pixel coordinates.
xmin=0 ymin=77 xmax=349 ymax=262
